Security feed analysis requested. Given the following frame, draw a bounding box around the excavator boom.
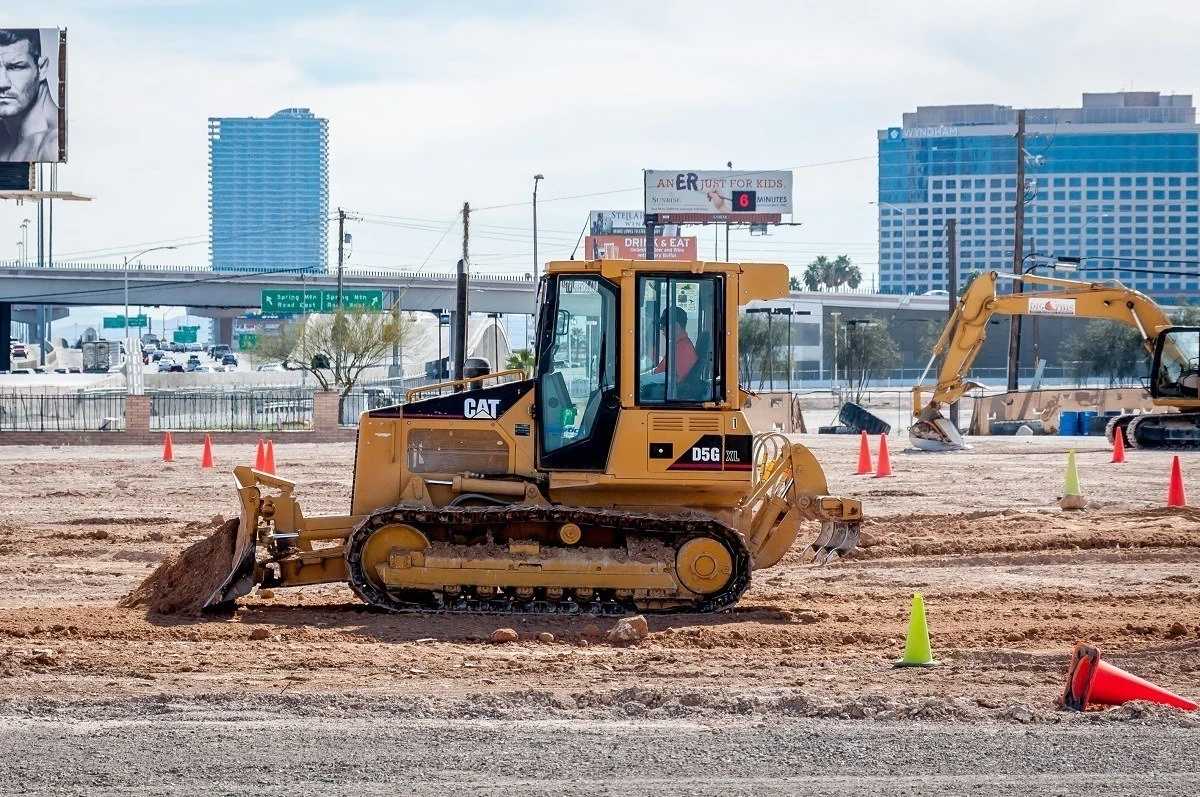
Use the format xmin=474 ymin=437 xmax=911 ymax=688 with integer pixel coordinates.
xmin=911 ymin=271 xmax=1178 ymax=450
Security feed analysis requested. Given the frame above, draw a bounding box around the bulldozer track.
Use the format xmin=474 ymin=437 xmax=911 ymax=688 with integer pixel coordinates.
xmin=344 ymin=504 xmax=752 ymax=615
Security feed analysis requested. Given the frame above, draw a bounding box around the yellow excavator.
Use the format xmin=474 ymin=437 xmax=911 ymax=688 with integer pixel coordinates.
xmin=207 ymin=259 xmax=863 ymax=614
xmin=911 ymin=270 xmax=1200 ymax=451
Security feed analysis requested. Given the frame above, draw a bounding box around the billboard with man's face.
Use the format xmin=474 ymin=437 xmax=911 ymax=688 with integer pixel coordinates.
xmin=0 ymin=29 xmax=66 ymax=163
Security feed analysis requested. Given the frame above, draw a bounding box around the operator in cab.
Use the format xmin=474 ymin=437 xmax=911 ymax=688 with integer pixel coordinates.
xmin=639 ymin=306 xmax=698 ymax=401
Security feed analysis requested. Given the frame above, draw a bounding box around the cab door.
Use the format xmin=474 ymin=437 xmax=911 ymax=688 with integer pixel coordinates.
xmin=536 ymin=274 xmax=620 ymax=470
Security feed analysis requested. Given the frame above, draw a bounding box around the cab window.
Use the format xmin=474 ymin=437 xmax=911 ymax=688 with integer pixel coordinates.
xmin=1155 ymin=328 xmax=1200 ymax=399
xmin=636 ymin=275 xmax=722 ymax=404
xmin=537 ymin=275 xmax=618 ymax=454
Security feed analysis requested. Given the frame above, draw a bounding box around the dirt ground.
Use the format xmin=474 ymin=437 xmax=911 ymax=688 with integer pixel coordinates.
xmin=2 ymin=434 xmax=1199 ymax=793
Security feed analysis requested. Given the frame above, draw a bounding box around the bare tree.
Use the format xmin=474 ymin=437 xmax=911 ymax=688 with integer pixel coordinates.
xmin=253 ymin=308 xmax=424 ymax=405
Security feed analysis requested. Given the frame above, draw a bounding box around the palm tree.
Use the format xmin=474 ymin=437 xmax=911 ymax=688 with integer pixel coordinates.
xmin=803 ymin=256 xmax=831 ymax=291
xmin=830 ymin=255 xmax=863 ymax=290
xmin=505 ymin=348 xmax=535 ymax=377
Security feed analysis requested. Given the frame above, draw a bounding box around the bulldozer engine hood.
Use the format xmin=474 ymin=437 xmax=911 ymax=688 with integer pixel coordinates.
xmin=382 ymin=379 xmax=534 ymax=420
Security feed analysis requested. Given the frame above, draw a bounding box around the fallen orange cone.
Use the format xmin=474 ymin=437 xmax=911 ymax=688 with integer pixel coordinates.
xmin=1168 ymin=455 xmax=1187 ymax=507
xmin=856 ymin=431 xmax=873 ymax=475
xmin=874 ymin=434 xmax=893 ymax=478
xmin=264 ymin=439 xmax=276 ymax=475
xmin=1061 ymin=643 xmax=1197 ymax=712
xmin=162 ymin=432 xmax=174 ymax=463
xmin=1111 ymin=425 xmax=1126 ymax=463
xmin=201 ymin=434 xmax=214 ymax=469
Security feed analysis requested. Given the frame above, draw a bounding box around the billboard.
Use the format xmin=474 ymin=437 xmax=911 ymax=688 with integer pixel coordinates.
xmin=644 ymin=170 xmax=792 ymax=218
xmin=0 ymin=28 xmax=67 ymax=163
xmin=586 ymin=235 xmax=698 ymax=261
xmin=588 ymin=210 xmax=679 ymax=236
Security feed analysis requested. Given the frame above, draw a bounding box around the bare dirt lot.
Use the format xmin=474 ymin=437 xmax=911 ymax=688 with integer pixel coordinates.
xmin=3 ymin=435 xmax=1199 ymax=794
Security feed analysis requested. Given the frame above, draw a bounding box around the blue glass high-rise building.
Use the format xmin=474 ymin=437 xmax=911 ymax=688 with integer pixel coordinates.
xmin=877 ymin=92 xmax=1200 ymax=301
xmin=209 ymin=108 xmax=329 ymax=273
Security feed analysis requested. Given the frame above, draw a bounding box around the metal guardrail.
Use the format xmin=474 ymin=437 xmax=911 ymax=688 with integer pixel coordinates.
xmin=0 ymin=391 xmax=125 ymax=431
xmin=0 ymin=259 xmax=534 ymax=283
xmin=149 ymin=389 xmax=314 ymax=432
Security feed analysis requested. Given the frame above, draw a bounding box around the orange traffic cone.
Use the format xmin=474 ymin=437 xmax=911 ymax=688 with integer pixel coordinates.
xmin=1111 ymin=426 xmax=1126 ymax=464
xmin=264 ymin=439 xmax=276 ymax=475
xmin=254 ymin=439 xmax=266 ymax=471
xmin=856 ymin=431 xmax=873 ymax=475
xmin=162 ymin=432 xmax=174 ymax=463
xmin=1061 ymin=643 xmax=1197 ymax=712
xmin=874 ymin=434 xmax=893 ymax=478
xmin=201 ymin=434 xmax=214 ymax=469
xmin=1168 ymin=455 xmax=1187 ymax=507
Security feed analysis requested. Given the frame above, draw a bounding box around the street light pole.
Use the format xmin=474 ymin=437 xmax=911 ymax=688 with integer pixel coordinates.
xmin=124 ymin=245 xmax=179 ymax=341
xmin=830 ymin=311 xmax=841 ymax=391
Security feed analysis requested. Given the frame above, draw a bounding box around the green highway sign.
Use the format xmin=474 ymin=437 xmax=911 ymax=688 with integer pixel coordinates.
xmin=261 ymin=288 xmax=385 ymax=314
xmin=261 ymin=289 xmax=323 ymax=314
xmin=102 ymin=315 xmax=147 ymax=329
xmin=180 ymin=325 xmax=200 ymax=332
xmin=173 ymin=329 xmax=198 ymax=344
xmin=327 ymin=289 xmax=385 ymax=312
xmin=238 ymin=333 xmax=258 ymax=349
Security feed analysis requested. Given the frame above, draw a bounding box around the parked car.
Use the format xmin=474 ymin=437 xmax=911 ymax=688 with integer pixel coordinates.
xmin=221 ymin=354 xmax=239 ymax=368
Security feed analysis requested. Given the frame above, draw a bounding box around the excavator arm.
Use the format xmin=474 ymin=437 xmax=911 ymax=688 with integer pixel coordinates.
xmin=911 ymin=271 xmax=1176 ymax=450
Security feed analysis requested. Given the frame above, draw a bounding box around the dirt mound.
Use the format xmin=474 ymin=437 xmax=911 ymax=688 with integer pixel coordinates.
xmin=117 ymin=519 xmax=240 ymax=615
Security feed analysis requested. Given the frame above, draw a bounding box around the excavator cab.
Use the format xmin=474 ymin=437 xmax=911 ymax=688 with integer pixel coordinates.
xmin=1151 ymin=327 xmax=1200 ymax=400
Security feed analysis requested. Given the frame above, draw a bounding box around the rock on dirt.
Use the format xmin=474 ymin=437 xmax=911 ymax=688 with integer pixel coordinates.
xmin=1060 ymin=494 xmax=1089 ymax=511
xmin=491 ymin=628 xmax=518 ymax=644
xmin=116 ymin=519 xmax=240 ymax=615
xmin=582 ymin=624 xmax=602 ymax=638
xmin=607 ymin=615 xmax=649 ymax=644
xmin=258 ymin=588 xmax=275 ymax=600
xmin=537 ymin=632 xmax=554 ymax=644
xmin=249 ymin=628 xmax=270 ymax=641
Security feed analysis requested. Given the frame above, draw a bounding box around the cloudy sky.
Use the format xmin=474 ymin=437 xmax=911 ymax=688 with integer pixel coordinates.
xmin=3 ymin=0 xmax=1198 ymax=334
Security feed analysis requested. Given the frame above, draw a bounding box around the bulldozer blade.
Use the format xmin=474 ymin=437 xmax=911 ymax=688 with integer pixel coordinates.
xmin=909 ymin=415 xmax=966 ymax=452
xmin=203 ymin=470 xmax=265 ymax=609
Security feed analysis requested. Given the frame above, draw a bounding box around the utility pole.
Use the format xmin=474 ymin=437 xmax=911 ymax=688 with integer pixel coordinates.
xmin=336 ymin=207 xmax=346 ymax=309
xmin=453 ymin=202 xmax=470 ymax=382
xmin=1006 ymin=109 xmax=1026 ymax=392
xmin=945 ymin=218 xmax=959 ymax=429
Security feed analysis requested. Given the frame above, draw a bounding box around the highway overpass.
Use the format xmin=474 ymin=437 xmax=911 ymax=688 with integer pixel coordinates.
xmin=0 ymin=260 xmax=537 ymax=315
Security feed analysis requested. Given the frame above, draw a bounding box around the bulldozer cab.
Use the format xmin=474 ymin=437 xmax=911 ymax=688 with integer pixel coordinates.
xmin=1151 ymin=327 xmax=1200 ymax=401
xmin=534 ymin=260 xmax=786 ymax=474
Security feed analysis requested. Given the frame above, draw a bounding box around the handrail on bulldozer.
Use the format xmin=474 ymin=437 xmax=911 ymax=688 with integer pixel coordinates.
xmin=405 ymin=369 xmax=529 ymax=403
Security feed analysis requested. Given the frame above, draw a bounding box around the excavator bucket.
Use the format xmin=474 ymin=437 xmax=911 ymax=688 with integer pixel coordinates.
xmin=909 ymin=412 xmax=965 ymax=451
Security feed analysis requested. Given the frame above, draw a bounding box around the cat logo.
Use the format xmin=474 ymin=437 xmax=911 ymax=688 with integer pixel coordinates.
xmin=464 ymin=397 xmax=501 ymax=419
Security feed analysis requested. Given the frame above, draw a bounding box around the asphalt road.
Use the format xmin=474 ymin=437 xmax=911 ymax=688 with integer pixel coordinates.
xmin=4 ymin=697 xmax=1198 ymax=796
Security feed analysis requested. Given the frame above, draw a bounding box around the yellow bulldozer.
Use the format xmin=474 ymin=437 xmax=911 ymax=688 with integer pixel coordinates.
xmin=911 ymin=270 xmax=1200 ymax=450
xmin=206 ymin=259 xmax=863 ymax=615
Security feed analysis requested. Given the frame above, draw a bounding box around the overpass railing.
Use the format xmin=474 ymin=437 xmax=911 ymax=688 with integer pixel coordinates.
xmin=0 ymin=259 xmax=535 ymax=283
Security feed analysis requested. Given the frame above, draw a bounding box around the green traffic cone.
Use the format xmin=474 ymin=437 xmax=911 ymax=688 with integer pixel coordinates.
xmin=894 ymin=594 xmax=939 ymax=667
xmin=1064 ymin=451 xmax=1081 ymax=496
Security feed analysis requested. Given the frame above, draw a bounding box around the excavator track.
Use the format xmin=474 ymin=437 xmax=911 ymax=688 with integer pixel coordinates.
xmin=1121 ymin=412 xmax=1200 ymax=450
xmin=344 ymin=504 xmax=752 ymax=615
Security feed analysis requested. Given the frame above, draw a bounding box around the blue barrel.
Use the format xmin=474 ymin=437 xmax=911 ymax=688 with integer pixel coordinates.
xmin=1079 ymin=410 xmax=1098 ymax=436
xmin=1058 ymin=410 xmax=1080 ymax=436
